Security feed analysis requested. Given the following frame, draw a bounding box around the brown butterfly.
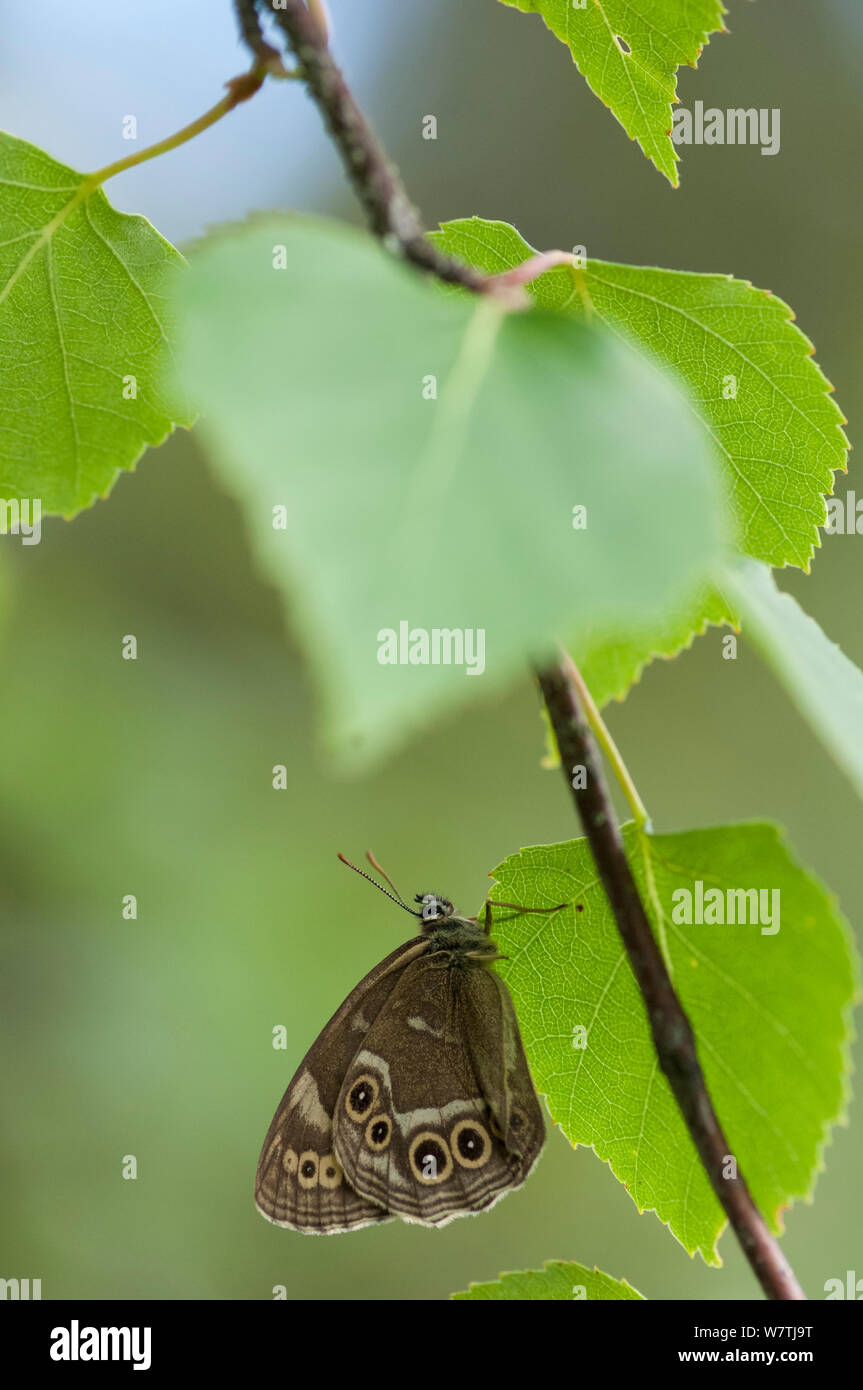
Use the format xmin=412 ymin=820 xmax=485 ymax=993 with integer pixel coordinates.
xmin=254 ymin=853 xmax=564 ymax=1232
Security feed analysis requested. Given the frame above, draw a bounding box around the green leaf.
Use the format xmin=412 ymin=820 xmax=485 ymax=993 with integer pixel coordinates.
xmin=725 ymin=559 xmax=863 ymax=803
xmin=431 ymin=219 xmax=848 ymax=572
xmin=0 ymin=132 xmax=193 ymax=516
xmin=497 ymin=0 xmax=726 ymax=184
xmin=489 ymin=823 xmax=858 ymax=1264
xmin=452 ymin=1260 xmax=645 ymax=1301
xmin=173 ymin=216 xmax=726 ymax=767
xmin=431 ymin=216 xmax=848 ymax=709
xmin=569 ymin=579 xmax=737 ymax=709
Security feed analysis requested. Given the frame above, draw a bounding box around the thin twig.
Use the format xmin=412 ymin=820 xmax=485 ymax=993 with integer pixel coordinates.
xmin=305 ymin=0 xmax=331 ymax=44
xmin=243 ymin=0 xmax=487 ymax=290
xmin=535 ymin=650 xmax=806 ymax=1301
xmin=232 ymin=0 xmax=289 ymax=74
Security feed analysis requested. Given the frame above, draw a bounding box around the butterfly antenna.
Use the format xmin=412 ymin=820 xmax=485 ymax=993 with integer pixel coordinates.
xmin=365 ymin=850 xmax=405 ymax=901
xmin=337 ymin=852 xmax=421 ymax=918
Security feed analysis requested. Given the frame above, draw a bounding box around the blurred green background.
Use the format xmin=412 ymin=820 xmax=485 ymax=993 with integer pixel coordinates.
xmin=1 ymin=0 xmax=861 ymax=1300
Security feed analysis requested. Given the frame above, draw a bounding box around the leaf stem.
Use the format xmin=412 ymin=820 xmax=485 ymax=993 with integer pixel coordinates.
xmin=560 ymin=648 xmax=649 ymax=829
xmin=536 ymin=648 xmax=806 ymax=1301
xmin=84 ymin=65 xmax=271 ymax=194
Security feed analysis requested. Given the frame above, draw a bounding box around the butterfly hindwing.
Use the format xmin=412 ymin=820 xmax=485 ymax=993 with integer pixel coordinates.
xmin=332 ymin=952 xmax=544 ymax=1226
xmin=254 ymin=937 xmax=427 ymax=1233
xmin=461 ymin=963 xmax=546 ymax=1166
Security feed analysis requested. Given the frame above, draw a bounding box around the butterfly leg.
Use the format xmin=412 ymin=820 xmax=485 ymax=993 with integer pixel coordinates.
xmin=485 ymin=899 xmax=567 ymax=925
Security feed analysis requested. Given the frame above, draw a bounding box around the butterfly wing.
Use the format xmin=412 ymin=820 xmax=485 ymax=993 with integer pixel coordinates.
xmin=254 ymin=936 xmax=427 ymax=1233
xmin=333 ymin=954 xmax=544 ymax=1227
xmin=461 ymin=963 xmax=546 ymax=1167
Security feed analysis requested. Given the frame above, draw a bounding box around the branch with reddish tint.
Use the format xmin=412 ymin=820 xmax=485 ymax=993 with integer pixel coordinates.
xmin=536 ymin=651 xmax=806 ymax=1301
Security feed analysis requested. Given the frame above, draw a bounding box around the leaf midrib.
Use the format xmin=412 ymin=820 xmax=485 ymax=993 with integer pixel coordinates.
xmin=0 ymin=174 xmax=98 ymax=311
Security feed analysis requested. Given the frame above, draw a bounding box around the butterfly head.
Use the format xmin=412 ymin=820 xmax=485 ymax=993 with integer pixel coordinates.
xmin=415 ymin=893 xmax=454 ymax=925
xmin=338 ymin=854 xmax=473 ymax=936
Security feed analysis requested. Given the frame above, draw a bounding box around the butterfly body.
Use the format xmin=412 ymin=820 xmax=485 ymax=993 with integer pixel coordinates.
xmin=255 ymin=892 xmax=546 ymax=1233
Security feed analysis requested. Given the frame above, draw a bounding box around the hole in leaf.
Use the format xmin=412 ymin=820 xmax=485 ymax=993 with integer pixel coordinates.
xmin=616 ymin=36 xmax=631 ymax=54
